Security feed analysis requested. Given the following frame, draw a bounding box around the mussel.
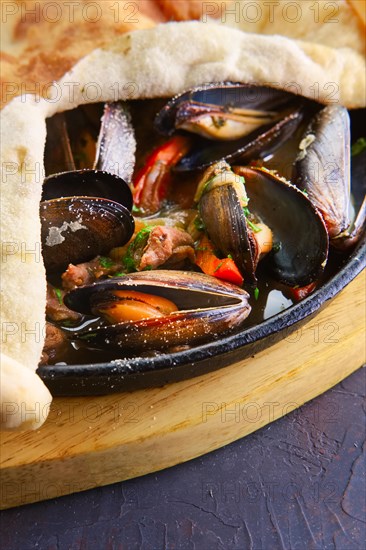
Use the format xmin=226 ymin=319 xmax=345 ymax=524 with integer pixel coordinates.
xmin=45 ymin=101 xmax=136 ymax=184
xmin=41 ymin=197 xmax=134 ymax=273
xmin=197 ymin=162 xmax=328 ymax=286
xmin=293 ymin=105 xmax=365 ymax=249
xmin=155 ymin=82 xmax=304 ymax=171
xmin=94 ymin=101 xmax=136 ymax=183
xmin=196 ymin=162 xmax=257 ymax=284
xmin=156 ymin=82 xmax=300 ymax=139
xmin=42 ymin=170 xmax=133 ymax=210
xmin=41 ymin=102 xmax=136 ymax=272
xmin=64 ymin=270 xmax=251 ymax=351
xmin=234 ymin=166 xmax=329 ymax=286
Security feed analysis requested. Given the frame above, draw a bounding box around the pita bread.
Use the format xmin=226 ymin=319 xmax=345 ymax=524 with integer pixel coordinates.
xmin=1 ymin=20 xmax=365 ymax=430
xmin=219 ymin=0 xmax=365 ymax=56
xmin=1 ymin=354 xmax=51 ymax=430
xmin=0 ymin=0 xmax=226 ymax=107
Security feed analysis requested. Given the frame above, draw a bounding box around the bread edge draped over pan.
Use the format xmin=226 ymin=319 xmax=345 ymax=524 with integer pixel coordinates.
xmin=1 ymin=21 xmax=365 ymax=430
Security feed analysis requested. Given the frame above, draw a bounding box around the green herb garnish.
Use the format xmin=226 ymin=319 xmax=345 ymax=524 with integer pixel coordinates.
xmin=99 ymin=256 xmax=115 ymax=269
xmin=132 ymin=204 xmax=143 ymax=214
xmin=61 ymin=319 xmax=77 ymax=327
xmin=254 ymin=287 xmax=259 ymax=301
xmin=351 ymin=137 xmax=366 ymax=157
xmin=242 ymin=206 xmax=261 ymax=232
xmin=122 ymin=227 xmax=152 ymax=272
xmin=194 ymin=215 xmax=205 ymax=232
xmin=212 ymin=116 xmax=226 ymax=129
xmin=79 ymin=332 xmax=97 ymax=340
xmin=54 ymin=287 xmax=63 ymax=306
xmin=246 ymin=219 xmax=262 ymax=233
xmin=109 ymin=272 xmax=127 ymax=278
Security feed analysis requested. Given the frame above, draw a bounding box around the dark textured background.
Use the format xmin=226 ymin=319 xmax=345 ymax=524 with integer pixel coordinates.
xmin=0 ymin=367 xmax=365 ymax=550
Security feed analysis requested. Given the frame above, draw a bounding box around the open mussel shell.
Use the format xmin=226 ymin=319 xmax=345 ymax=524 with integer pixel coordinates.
xmin=94 ymin=102 xmax=136 ymax=184
xmin=64 ymin=270 xmax=251 ymax=351
xmin=42 ymin=169 xmax=133 ymax=211
xmin=234 ymin=167 xmax=329 ymax=286
xmin=40 ymin=197 xmax=134 ymax=273
xmin=155 ymin=82 xmax=304 ymax=171
xmin=155 ymin=82 xmax=299 ymax=136
xmin=174 ymin=107 xmax=303 ymax=172
xmin=198 ymin=169 xmax=256 ymax=284
xmin=45 ymin=102 xmax=136 ymax=184
xmin=293 ymin=105 xmax=351 ymax=240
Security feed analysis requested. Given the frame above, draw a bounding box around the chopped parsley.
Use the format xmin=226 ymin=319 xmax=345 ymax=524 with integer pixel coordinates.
xmin=351 ymin=137 xmax=366 ymax=157
xmin=61 ymin=319 xmax=76 ymax=327
xmin=212 ymin=116 xmax=226 ymax=129
xmin=99 ymin=256 xmax=115 ymax=269
xmin=194 ymin=215 xmax=205 ymax=232
xmin=132 ymin=204 xmax=143 ymax=214
xmin=54 ymin=287 xmax=63 ymax=306
xmin=122 ymin=227 xmax=152 ymax=272
xmin=109 ymin=272 xmax=127 ymax=278
xmin=246 ymin=219 xmax=262 ymax=233
xmin=243 ymin=207 xmax=262 ymax=233
xmin=79 ymin=332 xmax=97 ymax=340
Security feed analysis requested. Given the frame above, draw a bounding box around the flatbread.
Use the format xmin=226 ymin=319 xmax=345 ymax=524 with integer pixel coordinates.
xmin=220 ymin=0 xmax=365 ymax=56
xmin=0 ymin=0 xmax=226 ymax=107
xmin=1 ymin=354 xmax=51 ymax=430
xmin=1 ymin=20 xmax=365 ymax=430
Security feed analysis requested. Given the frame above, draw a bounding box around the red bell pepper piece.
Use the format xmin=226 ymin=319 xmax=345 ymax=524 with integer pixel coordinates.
xmin=133 ymin=136 xmax=190 ymax=215
xmin=288 ymin=281 xmax=317 ymax=302
xmin=195 ymin=235 xmax=244 ymax=286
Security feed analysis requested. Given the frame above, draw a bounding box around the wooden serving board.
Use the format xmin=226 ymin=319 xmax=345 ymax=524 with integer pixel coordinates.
xmin=1 ymin=271 xmax=365 ymax=509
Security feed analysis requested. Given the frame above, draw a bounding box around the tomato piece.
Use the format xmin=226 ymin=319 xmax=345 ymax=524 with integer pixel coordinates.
xmin=288 ymin=282 xmax=317 ymax=302
xmin=133 ymin=136 xmax=190 ymax=214
xmin=195 ymin=235 xmax=244 ymax=286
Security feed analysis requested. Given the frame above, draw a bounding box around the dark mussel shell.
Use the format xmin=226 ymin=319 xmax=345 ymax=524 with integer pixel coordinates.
xmin=42 ymin=169 xmax=133 ymax=211
xmin=293 ymin=105 xmax=351 ymax=240
xmin=234 ymin=167 xmax=329 ymax=286
xmin=64 ymin=270 xmax=251 ymax=351
xmin=155 ymin=82 xmax=300 ymax=136
xmin=40 ymin=197 xmax=134 ymax=273
xmin=46 ymin=102 xmax=136 ymax=183
xmin=198 ymin=164 xmax=256 ymax=284
xmin=174 ymin=107 xmax=303 ymax=172
xmin=94 ymin=101 xmax=136 ymax=184
xmin=155 ymin=82 xmax=304 ymax=171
